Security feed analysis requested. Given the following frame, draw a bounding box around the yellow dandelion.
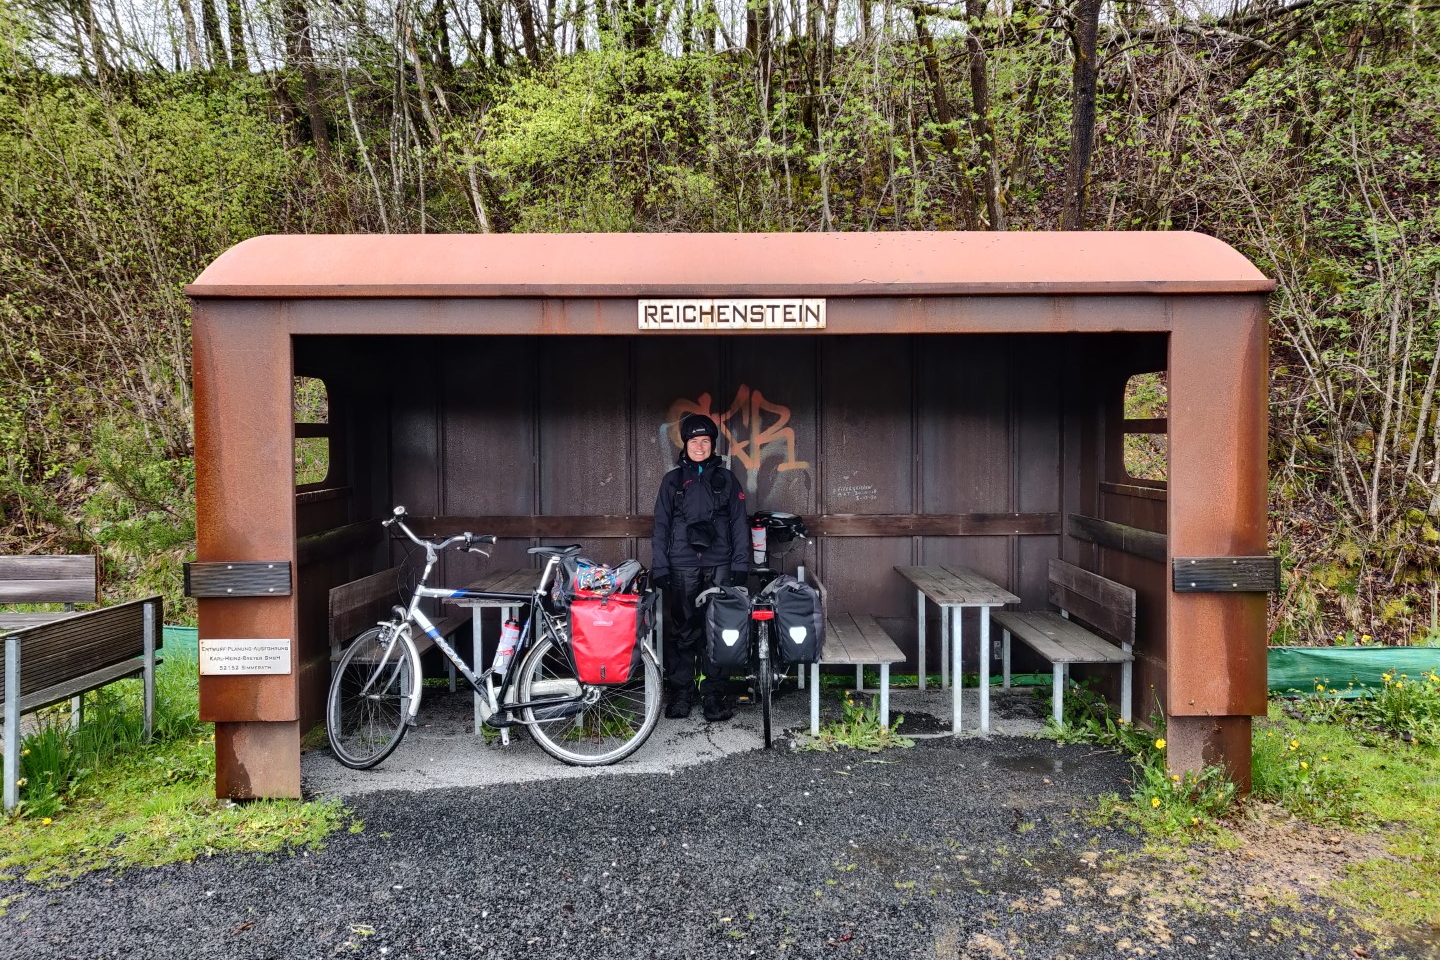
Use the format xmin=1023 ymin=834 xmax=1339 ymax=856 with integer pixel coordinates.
xmin=1191 ymin=817 xmax=1200 ymax=826
xmin=1361 ymin=634 xmax=1371 ymax=642
xmin=21 ymin=748 xmax=29 ymax=756
xmin=1289 ymin=739 xmax=1300 ymax=750
xmin=41 ymin=817 xmax=52 ymax=825
xmin=1300 ymin=761 xmax=1309 ymax=770
xmin=1151 ymin=797 xmax=1161 ymax=808
xmin=1155 ymin=738 xmax=1167 ymax=750
xmin=1316 ymin=683 xmax=1325 ymax=691
xmin=15 ymin=778 xmax=25 ymax=787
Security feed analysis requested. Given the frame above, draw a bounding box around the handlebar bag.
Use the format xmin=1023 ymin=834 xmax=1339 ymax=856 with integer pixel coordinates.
xmin=761 ymin=574 xmax=825 ymax=665
xmin=570 ymin=589 xmax=652 ymax=685
xmin=698 ymin=584 xmax=752 ymax=673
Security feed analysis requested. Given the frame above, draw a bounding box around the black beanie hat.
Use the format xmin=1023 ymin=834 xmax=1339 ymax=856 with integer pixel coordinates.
xmin=679 ymin=413 xmax=719 ymax=443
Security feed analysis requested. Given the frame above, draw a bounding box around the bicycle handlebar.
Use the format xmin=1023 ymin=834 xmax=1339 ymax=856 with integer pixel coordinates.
xmin=384 ymin=506 xmax=496 ymax=557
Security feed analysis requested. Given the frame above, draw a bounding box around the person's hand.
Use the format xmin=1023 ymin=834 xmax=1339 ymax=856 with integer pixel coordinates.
xmin=727 ymin=570 xmax=747 ymax=588
xmin=653 ymin=573 xmax=673 ymax=592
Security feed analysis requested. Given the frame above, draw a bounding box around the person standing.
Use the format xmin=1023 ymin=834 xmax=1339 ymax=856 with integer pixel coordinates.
xmin=651 ymin=413 xmax=750 ymax=721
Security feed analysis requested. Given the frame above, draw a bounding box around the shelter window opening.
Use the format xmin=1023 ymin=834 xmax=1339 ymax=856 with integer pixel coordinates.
xmin=294 ymin=376 xmax=333 ymax=488
xmin=1122 ymin=372 xmax=1167 ymax=484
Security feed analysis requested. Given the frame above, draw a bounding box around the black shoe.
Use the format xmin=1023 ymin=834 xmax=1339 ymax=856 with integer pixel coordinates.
xmin=702 ymin=695 xmax=733 ymax=722
xmin=665 ymin=695 xmax=694 ymax=720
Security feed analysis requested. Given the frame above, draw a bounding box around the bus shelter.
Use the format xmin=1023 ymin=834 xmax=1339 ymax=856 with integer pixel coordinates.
xmin=185 ymin=232 xmax=1275 ymax=799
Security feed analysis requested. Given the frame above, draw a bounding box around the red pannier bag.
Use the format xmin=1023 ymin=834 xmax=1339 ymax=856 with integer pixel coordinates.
xmin=569 ymin=589 xmax=651 ymax=685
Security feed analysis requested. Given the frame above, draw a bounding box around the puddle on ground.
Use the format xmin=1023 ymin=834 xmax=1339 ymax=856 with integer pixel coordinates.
xmin=995 ymin=755 xmax=1065 ymax=776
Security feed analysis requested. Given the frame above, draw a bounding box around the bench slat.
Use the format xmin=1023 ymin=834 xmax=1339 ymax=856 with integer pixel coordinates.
xmin=821 ymin=613 xmax=904 ymax=665
xmin=1047 ymin=559 xmax=1136 ymax=645
xmin=993 ymin=610 xmax=1131 ymax=664
xmin=0 ymin=602 xmax=157 ymax=700
xmin=15 ymin=658 xmax=150 ymax=714
xmin=0 ymin=555 xmax=98 ymax=605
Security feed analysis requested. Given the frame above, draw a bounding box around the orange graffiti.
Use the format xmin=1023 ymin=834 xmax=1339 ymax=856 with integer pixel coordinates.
xmin=668 ymin=385 xmax=810 ymax=477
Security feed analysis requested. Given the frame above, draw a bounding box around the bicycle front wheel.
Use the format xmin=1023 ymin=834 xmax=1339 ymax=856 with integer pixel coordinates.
xmin=327 ymin=624 xmax=421 ymax=770
xmin=518 ymin=632 xmax=661 ymax=766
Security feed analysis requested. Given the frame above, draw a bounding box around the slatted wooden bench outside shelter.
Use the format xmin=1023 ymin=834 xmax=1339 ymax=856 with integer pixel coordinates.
xmin=188 ymin=232 xmax=1276 ymax=799
xmin=0 ymin=555 xmax=162 ymax=810
xmin=992 ymin=559 xmax=1136 ymax=726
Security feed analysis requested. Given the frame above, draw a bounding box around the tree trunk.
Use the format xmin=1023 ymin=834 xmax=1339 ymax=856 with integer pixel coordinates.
xmin=965 ymin=0 xmax=1006 ymax=230
xmin=1061 ymin=0 xmax=1102 ymax=230
xmin=225 ymin=0 xmax=249 ymax=71
xmin=176 ymin=0 xmax=203 ymax=68
xmin=199 ymin=0 xmax=227 ymax=69
xmin=282 ymin=0 xmax=330 ymax=161
xmin=517 ymin=0 xmax=541 ymax=62
xmin=912 ymin=7 xmax=977 ymax=227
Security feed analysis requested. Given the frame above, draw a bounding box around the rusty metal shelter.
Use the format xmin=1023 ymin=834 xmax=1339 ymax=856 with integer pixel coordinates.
xmin=185 ymin=232 xmax=1275 ymax=800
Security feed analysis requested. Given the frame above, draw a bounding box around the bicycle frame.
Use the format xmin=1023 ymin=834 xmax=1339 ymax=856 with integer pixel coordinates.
xmin=386 ymin=514 xmax=594 ymax=728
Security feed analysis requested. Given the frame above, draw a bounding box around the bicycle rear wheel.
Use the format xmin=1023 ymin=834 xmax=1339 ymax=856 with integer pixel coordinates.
xmin=327 ymin=624 xmax=421 ymax=769
xmin=518 ymin=631 xmax=660 ymax=766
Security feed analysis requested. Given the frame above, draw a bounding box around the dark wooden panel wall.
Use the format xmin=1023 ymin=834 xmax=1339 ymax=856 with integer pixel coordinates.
xmin=327 ymin=333 xmax=1084 ymax=674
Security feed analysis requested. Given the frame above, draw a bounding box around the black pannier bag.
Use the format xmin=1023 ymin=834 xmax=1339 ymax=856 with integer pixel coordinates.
xmin=761 ymin=574 xmax=825 ymax=665
xmin=699 ymin=584 xmax=752 ymax=673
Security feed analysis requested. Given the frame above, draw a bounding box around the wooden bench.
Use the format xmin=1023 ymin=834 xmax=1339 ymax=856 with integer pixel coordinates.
xmin=328 ymin=567 xmax=468 ymax=689
xmin=1 ymin=555 xmax=162 ymax=810
xmin=991 ymin=559 xmax=1135 ymax=726
xmin=803 ymin=575 xmax=907 ymax=735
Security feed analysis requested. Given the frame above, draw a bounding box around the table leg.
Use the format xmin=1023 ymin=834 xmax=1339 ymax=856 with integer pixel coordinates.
xmin=940 ymin=603 xmax=951 ymax=691
xmin=810 ymin=662 xmax=820 ymax=736
xmin=978 ymin=607 xmax=990 ymax=734
xmin=879 ymin=663 xmax=890 ymax=732
xmin=951 ymin=606 xmax=963 ymax=737
xmin=916 ymin=589 xmax=927 ymax=692
xmin=471 ymin=606 xmax=485 ymax=736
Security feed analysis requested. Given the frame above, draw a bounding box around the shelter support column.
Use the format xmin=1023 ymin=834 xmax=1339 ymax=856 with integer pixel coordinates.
xmin=193 ymin=301 xmax=301 ymax=799
xmin=1166 ymin=297 xmax=1270 ymax=792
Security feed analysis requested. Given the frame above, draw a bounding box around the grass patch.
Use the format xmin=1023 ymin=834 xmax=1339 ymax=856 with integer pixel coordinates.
xmin=1051 ymin=678 xmax=1440 ymax=933
xmin=799 ymin=692 xmax=914 ymax=753
xmin=1 ymin=652 xmax=353 ymax=884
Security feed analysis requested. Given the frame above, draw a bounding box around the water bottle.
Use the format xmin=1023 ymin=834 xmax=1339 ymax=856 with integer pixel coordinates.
xmin=751 ymin=522 xmax=767 ymax=565
xmin=491 ymin=618 xmax=520 ymax=676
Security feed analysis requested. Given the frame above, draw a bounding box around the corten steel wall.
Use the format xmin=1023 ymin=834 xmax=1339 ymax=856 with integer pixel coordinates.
xmin=188 ymin=232 xmax=1273 ymax=799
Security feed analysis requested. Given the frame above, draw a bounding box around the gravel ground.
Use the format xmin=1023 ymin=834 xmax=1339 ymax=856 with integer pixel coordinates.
xmin=0 ymin=689 xmax=1430 ymax=960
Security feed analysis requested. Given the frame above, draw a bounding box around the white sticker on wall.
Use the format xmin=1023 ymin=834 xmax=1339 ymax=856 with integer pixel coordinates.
xmin=199 ymin=637 xmax=293 ymax=676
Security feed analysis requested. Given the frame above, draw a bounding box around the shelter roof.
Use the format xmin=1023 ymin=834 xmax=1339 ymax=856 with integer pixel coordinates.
xmin=186 ymin=231 xmax=1274 ymax=298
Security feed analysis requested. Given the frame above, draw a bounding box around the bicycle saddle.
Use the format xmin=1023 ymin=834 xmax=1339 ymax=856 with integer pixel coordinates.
xmin=527 ymin=544 xmax=583 ymax=557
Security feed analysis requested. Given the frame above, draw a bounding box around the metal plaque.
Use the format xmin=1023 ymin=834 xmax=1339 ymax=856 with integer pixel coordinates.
xmin=638 ymin=299 xmax=826 ymax=330
xmin=199 ymin=638 xmax=293 ymax=676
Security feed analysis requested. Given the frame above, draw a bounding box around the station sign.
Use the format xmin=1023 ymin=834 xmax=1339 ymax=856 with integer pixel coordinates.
xmin=639 ymin=298 xmax=826 ymax=330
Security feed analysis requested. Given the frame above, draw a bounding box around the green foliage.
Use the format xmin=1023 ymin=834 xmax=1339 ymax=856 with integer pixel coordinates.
xmin=801 ymin=692 xmax=914 ymax=753
xmin=1052 ymin=686 xmax=1238 ymax=838
xmin=0 ymin=651 xmax=350 ymax=881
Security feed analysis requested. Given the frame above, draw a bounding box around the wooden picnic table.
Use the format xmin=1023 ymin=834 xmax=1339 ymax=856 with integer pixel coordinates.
xmin=445 ymin=568 xmax=536 ymax=742
xmin=894 ymin=565 xmax=1019 ymax=735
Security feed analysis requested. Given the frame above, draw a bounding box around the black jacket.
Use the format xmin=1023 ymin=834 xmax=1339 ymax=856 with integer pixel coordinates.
xmin=652 ymin=456 xmax=749 ymax=578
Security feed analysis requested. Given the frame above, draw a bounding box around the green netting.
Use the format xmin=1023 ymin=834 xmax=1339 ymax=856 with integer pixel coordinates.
xmin=1269 ymin=646 xmax=1440 ymax=698
xmin=163 ymin=625 xmax=198 ymax=657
